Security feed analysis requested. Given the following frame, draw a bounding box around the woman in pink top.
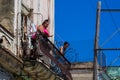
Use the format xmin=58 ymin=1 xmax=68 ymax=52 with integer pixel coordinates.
xmin=31 ymin=19 xmax=52 ymax=40
xmin=37 ymin=19 xmax=53 ymax=37
xmin=31 ymin=20 xmax=53 ymax=60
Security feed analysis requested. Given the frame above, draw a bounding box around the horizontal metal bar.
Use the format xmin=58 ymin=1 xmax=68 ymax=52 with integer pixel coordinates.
xmin=101 ymin=9 xmax=120 ymax=12
xmin=96 ymin=48 xmax=120 ymax=50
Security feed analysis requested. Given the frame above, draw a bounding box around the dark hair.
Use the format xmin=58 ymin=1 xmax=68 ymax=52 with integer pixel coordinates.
xmin=42 ymin=19 xmax=49 ymax=25
xmin=64 ymin=41 xmax=69 ymax=45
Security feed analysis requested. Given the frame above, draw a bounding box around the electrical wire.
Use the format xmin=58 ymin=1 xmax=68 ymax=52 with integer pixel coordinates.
xmin=104 ymin=0 xmax=120 ymax=35
xmin=55 ymin=32 xmax=64 ymax=42
xmin=99 ymin=0 xmax=120 ymax=47
xmin=100 ymin=28 xmax=120 ymax=47
xmin=108 ymin=56 xmax=120 ymax=66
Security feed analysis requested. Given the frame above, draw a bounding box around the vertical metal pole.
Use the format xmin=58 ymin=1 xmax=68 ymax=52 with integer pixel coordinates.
xmin=18 ymin=0 xmax=22 ymax=57
xmin=26 ymin=16 xmax=31 ymax=57
xmin=14 ymin=0 xmax=18 ymax=55
xmin=100 ymin=51 xmax=103 ymax=67
xmin=93 ymin=1 xmax=101 ymax=80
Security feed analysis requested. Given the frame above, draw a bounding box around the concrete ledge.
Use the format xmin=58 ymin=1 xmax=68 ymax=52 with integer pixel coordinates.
xmin=71 ymin=62 xmax=93 ymax=69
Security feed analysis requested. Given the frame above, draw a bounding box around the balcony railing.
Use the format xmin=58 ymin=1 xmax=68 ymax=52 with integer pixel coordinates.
xmin=0 ymin=24 xmax=73 ymax=80
xmin=34 ymin=31 xmax=72 ymax=80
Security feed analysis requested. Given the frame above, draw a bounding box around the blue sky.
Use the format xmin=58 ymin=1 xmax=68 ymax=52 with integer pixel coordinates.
xmin=55 ymin=0 xmax=120 ymax=66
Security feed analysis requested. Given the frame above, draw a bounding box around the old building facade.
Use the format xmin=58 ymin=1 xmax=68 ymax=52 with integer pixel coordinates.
xmin=0 ymin=0 xmax=55 ymax=79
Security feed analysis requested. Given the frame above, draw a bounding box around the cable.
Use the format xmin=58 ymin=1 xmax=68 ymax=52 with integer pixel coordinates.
xmin=104 ymin=0 xmax=120 ymax=35
xmin=99 ymin=51 xmax=120 ymax=72
xmin=108 ymin=56 xmax=120 ymax=66
xmin=54 ymin=33 xmax=81 ymax=62
xmin=100 ymin=28 xmax=120 ymax=47
xmin=55 ymin=33 xmax=64 ymax=42
xmin=99 ymin=0 xmax=120 ymax=47
xmin=103 ymin=0 xmax=120 ymax=68
xmin=101 ymin=54 xmax=120 ymax=71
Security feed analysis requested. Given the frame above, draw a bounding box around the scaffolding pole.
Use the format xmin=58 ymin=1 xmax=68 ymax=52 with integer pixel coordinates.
xmin=93 ymin=1 xmax=101 ymax=80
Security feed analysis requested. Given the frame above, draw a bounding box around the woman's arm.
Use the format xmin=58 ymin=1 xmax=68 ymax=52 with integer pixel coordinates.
xmin=44 ymin=29 xmax=53 ymax=37
xmin=37 ymin=25 xmax=44 ymax=32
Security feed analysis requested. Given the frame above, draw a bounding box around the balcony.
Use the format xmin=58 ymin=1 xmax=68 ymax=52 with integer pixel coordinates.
xmin=0 ymin=25 xmax=72 ymax=80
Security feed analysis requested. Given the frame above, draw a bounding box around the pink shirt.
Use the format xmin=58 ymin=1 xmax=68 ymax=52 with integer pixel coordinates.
xmin=43 ymin=28 xmax=50 ymax=37
xmin=32 ymin=26 xmax=50 ymax=39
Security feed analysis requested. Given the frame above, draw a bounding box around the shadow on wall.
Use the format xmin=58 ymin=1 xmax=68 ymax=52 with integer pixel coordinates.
xmin=0 ymin=37 xmax=3 ymax=43
xmin=0 ymin=0 xmax=14 ymax=34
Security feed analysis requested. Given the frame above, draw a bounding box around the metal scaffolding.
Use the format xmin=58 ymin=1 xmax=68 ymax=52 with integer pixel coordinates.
xmin=93 ymin=1 xmax=120 ymax=80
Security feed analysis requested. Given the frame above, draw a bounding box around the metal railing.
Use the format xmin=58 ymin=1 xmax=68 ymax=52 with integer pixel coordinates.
xmin=35 ymin=31 xmax=72 ymax=80
xmin=98 ymin=71 xmax=111 ymax=80
xmin=98 ymin=51 xmax=106 ymax=69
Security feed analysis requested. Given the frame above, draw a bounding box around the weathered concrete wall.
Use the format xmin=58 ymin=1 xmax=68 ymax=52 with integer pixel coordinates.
xmin=71 ymin=62 xmax=93 ymax=69
xmin=32 ymin=0 xmax=55 ymax=42
xmin=71 ymin=69 xmax=93 ymax=80
xmin=70 ymin=62 xmax=93 ymax=80
xmin=0 ymin=0 xmax=14 ymax=34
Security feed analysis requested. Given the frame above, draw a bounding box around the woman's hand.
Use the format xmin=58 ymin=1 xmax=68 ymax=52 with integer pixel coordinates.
xmin=49 ymin=35 xmax=53 ymax=37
